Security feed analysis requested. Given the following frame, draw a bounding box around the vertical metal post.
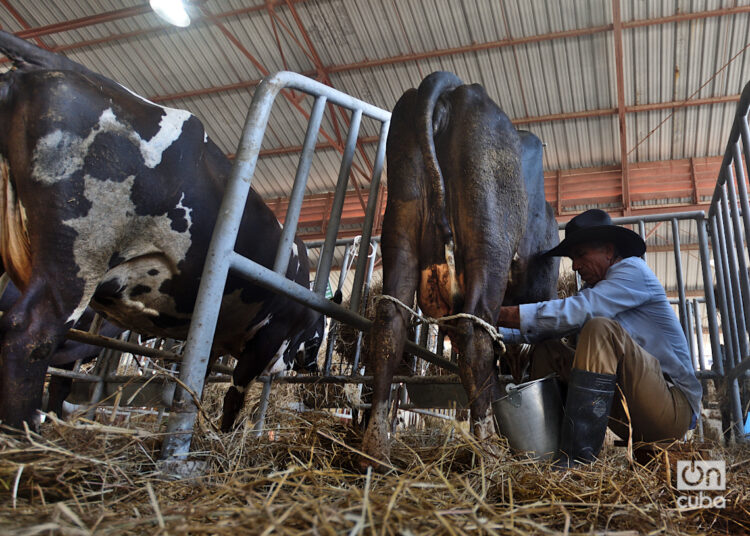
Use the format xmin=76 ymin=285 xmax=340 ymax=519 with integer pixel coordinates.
xmin=671 ymin=218 xmax=689 ymax=340
xmin=686 ymin=299 xmax=698 ymax=371
xmin=252 ymin=377 xmax=272 ymax=437
xmin=720 ymin=186 xmax=748 ymax=363
xmin=274 ymin=96 xmax=328 ymax=274
xmin=692 ymin=299 xmax=707 ymax=373
xmin=727 ymin=149 xmax=750 ymax=334
xmin=737 ymin=119 xmax=750 ymax=242
xmin=323 ymin=244 xmax=353 ymax=375
xmin=638 ymin=220 xmax=647 ymax=260
xmin=713 ymin=200 xmax=746 ymax=440
xmin=314 ymin=111 xmax=363 ymax=296
xmin=352 ymin=241 xmax=379 ymax=372
xmin=250 ymin=96 xmax=329 ymax=435
xmin=706 ymin=216 xmax=726 ymax=376
xmin=350 ymin=122 xmax=389 ymax=313
xmin=161 ymin=76 xmax=284 ymax=460
xmin=712 ymin=209 xmax=738 ymax=370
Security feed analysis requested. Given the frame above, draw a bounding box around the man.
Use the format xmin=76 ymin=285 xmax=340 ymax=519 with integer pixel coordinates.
xmin=497 ymin=209 xmax=702 ymax=467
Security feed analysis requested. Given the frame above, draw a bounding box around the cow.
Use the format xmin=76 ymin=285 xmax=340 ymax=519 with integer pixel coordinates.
xmin=264 ymin=289 xmax=342 ymax=376
xmin=0 ymin=277 xmax=125 ymax=416
xmin=0 ymin=31 xmax=320 ymax=433
xmin=360 ymin=71 xmax=558 ymax=467
xmin=499 ymin=131 xmax=560 ymax=381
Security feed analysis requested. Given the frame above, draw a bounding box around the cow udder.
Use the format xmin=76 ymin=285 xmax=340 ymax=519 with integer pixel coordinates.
xmin=418 ymin=263 xmax=464 ymax=318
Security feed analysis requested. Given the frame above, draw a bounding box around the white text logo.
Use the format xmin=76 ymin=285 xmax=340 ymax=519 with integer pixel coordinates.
xmin=676 ymin=460 xmax=726 ymax=509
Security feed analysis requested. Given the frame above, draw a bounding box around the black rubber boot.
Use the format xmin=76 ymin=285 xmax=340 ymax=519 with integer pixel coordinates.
xmin=556 ymin=368 xmax=617 ymax=468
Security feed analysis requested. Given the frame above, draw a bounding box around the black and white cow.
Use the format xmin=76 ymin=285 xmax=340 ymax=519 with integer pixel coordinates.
xmin=0 ymin=31 xmax=320 ymax=432
xmin=361 ymin=72 xmax=558 ymax=467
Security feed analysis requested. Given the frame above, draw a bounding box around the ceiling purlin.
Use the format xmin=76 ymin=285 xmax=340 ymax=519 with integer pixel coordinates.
xmin=498 ymin=1 xmax=530 ymax=119
xmin=197 ymin=2 xmax=372 ymax=201
xmin=273 ymin=1 xmax=345 ymax=148
xmin=7 ymin=3 xmax=746 ymax=140
xmin=15 ymin=3 xmax=151 ymax=39
xmin=611 ymin=0 xmax=630 ymax=214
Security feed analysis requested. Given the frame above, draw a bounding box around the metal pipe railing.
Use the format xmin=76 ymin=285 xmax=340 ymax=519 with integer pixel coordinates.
xmin=160 ymin=72 xmax=392 ymax=460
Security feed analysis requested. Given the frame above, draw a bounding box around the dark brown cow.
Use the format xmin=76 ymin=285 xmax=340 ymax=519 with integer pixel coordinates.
xmin=0 ymin=277 xmax=124 ymax=416
xmin=0 ymin=31 xmax=319 ymax=431
xmin=361 ymin=71 xmax=558 ymax=466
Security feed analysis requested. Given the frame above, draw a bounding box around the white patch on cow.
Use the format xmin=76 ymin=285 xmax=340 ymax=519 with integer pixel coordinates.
xmin=204 ymin=132 xmax=208 ymax=143
xmin=31 ymin=107 xmax=192 ymax=186
xmin=141 ymin=108 xmax=192 ymax=168
xmin=264 ymin=339 xmax=292 ymax=375
xmin=277 ymin=219 xmax=283 ymax=229
xmin=245 ymin=314 xmax=272 ymax=339
xmin=176 ymin=193 xmax=193 ymax=230
xmin=116 ymin=83 xmax=161 ymax=108
xmin=64 ymin=174 xmax=193 ymax=324
xmin=290 ymin=242 xmax=300 ymax=274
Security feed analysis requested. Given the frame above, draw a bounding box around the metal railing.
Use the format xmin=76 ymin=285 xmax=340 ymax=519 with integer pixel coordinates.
xmin=706 ymin=79 xmax=750 ymax=439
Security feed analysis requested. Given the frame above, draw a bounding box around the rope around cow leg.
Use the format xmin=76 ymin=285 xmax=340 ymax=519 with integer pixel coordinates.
xmin=373 ymin=294 xmax=506 ymax=354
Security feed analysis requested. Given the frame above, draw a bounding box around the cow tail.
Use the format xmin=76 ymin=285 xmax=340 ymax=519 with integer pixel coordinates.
xmin=0 ymin=30 xmax=97 ymax=77
xmin=0 ymin=157 xmax=32 ymax=290
xmin=417 ymin=71 xmax=463 ymax=302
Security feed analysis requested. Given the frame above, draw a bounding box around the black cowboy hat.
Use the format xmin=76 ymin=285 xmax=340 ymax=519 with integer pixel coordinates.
xmin=543 ymin=209 xmax=646 ymax=258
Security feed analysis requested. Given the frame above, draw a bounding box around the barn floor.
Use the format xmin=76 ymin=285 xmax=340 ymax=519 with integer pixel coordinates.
xmin=1 ymin=396 xmax=748 ymax=536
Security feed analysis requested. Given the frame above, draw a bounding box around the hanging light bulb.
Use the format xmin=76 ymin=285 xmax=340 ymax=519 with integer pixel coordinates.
xmin=150 ymin=0 xmax=191 ymax=27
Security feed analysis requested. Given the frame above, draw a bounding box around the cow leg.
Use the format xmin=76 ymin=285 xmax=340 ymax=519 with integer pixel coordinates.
xmin=220 ymin=326 xmax=296 ymax=432
xmin=454 ymin=319 xmax=499 ymax=439
xmin=0 ymin=278 xmax=77 ymax=429
xmin=46 ymin=364 xmax=74 ymax=417
xmin=361 ymin=247 xmax=418 ymax=469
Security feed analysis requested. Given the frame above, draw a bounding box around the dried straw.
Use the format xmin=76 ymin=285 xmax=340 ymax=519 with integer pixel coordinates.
xmin=1 ymin=402 xmax=748 ymax=535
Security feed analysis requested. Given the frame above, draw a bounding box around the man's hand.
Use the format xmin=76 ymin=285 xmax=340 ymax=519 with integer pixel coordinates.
xmin=497 ymin=305 xmax=520 ymax=329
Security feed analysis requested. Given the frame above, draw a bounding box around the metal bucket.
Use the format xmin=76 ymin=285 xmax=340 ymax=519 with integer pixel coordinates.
xmin=492 ymin=375 xmax=563 ymax=460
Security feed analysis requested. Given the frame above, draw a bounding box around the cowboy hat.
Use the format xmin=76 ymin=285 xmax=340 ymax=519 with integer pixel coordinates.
xmin=543 ymin=209 xmax=646 ymax=258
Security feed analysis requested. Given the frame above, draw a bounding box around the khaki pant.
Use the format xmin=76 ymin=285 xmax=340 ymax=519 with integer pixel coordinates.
xmin=530 ymin=317 xmax=693 ymax=442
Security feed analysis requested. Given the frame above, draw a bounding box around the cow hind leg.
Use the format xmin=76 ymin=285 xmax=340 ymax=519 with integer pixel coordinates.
xmin=360 ymin=298 xmax=412 ymax=470
xmin=0 ymin=279 xmax=78 ymax=429
xmin=454 ymin=319 xmax=499 ymax=440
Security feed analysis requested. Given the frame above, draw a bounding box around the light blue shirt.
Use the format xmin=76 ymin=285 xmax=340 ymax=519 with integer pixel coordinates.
xmin=500 ymin=256 xmax=702 ymax=421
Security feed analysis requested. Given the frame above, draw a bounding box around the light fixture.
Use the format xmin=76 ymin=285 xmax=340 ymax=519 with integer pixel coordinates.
xmin=150 ymin=0 xmax=191 ymax=28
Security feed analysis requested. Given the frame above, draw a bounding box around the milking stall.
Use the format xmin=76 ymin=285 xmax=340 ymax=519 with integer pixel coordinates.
xmin=0 ymin=1 xmax=749 ymax=534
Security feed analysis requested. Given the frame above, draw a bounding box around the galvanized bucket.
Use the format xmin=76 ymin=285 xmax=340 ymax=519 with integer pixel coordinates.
xmin=492 ymin=375 xmax=564 ymax=460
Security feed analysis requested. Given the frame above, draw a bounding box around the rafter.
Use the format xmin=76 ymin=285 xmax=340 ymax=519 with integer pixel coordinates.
xmin=278 ymin=155 xmax=729 ymax=241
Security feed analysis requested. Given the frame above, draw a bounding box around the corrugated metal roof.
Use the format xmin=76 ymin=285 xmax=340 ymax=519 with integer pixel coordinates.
xmin=1 ymin=0 xmax=748 ymax=303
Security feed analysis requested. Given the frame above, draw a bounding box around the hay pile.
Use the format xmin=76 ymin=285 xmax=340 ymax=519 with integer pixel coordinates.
xmin=1 ymin=407 xmax=748 ymax=535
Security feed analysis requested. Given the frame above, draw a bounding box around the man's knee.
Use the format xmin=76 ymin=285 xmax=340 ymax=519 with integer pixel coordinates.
xmin=574 ymin=317 xmax=622 ymax=375
xmin=580 ymin=317 xmax=619 ymax=340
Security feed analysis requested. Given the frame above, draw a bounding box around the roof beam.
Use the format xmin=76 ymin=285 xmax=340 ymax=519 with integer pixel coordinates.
xmin=250 ymin=94 xmax=738 ymax=159
xmin=274 ymin=155 xmax=725 ymax=241
xmin=10 ymin=2 xmax=748 ymax=108
xmin=612 ymin=0 xmax=630 ymax=214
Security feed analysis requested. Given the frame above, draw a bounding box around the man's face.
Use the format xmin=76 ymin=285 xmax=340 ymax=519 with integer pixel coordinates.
xmin=569 ymin=242 xmax=615 ymax=286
